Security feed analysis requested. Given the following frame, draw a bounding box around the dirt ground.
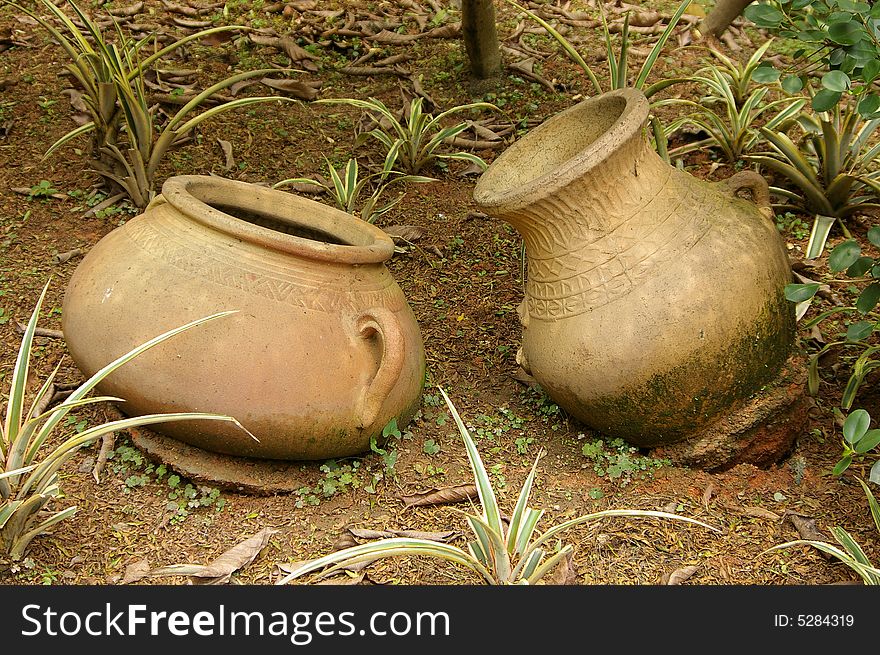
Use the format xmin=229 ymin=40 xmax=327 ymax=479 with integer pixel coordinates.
xmin=0 ymin=0 xmax=877 ymax=587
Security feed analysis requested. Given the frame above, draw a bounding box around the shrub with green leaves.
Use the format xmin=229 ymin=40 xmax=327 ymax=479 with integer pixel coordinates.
xmin=785 ymin=228 xmax=880 ymax=409
xmin=13 ymin=0 xmax=294 ymax=208
xmin=316 ymin=96 xmax=497 ymax=175
xmin=273 ymin=157 xmax=434 ymax=223
xmin=661 ymin=41 xmax=806 ymax=163
xmin=276 ymin=389 xmax=717 ymax=585
xmin=1 ymin=284 xmax=248 ymax=561
xmin=508 ymin=0 xmax=690 ymax=99
xmin=765 ymin=478 xmax=880 ymax=584
xmin=749 ymin=105 xmax=880 ymax=221
xmin=836 ymin=410 xmax=880 ymax=479
xmin=743 ymin=0 xmax=880 ymax=116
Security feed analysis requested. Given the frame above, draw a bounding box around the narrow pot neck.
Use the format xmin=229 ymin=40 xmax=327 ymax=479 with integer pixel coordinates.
xmin=497 ymin=133 xmax=673 ymax=255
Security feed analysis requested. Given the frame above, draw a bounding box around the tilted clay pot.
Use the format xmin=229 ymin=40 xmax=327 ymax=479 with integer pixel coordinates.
xmin=473 ymin=88 xmax=796 ymax=448
xmin=62 ymin=175 xmax=425 ymax=460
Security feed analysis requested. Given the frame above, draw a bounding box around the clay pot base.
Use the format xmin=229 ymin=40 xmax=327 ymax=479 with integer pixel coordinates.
xmin=127 ymin=425 xmax=311 ymax=495
xmin=650 ymin=354 xmax=810 ymax=471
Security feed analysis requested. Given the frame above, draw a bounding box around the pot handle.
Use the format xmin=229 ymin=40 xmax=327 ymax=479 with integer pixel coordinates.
xmin=356 ymin=307 xmax=406 ymax=430
xmin=724 ymin=171 xmax=773 ymax=221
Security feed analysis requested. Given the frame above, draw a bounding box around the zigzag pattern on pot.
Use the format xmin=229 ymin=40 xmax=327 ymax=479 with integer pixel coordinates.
xmin=511 ymin=168 xmax=717 ymax=320
xmin=123 ymin=216 xmax=404 ymax=314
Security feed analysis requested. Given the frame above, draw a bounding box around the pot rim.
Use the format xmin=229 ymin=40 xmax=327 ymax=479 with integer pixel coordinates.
xmin=160 ymin=175 xmax=395 ymax=265
xmin=473 ymin=88 xmax=650 ymax=212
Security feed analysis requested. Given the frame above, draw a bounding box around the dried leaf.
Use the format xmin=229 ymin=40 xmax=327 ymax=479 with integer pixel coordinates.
xmin=146 ymin=527 xmax=279 ymax=584
xmin=702 ymin=482 xmax=715 ymax=509
xmin=229 ymin=79 xmax=259 ymax=96
xmin=390 ymin=530 xmax=455 ymax=542
xmin=544 ymin=550 xmax=579 ymax=585
xmin=108 ymin=2 xmax=144 ymax=17
xmin=399 ymin=484 xmax=478 ymax=508
xmin=162 ymin=1 xmax=199 ymax=16
xmin=348 ymin=528 xmax=394 ymax=540
xmin=740 ymin=506 xmax=781 ymax=521
xmin=340 ymin=65 xmax=409 ymax=77
xmin=424 ymin=22 xmax=460 ymax=38
xmin=332 ymin=530 xmax=359 ymax=551
xmin=787 ymin=514 xmax=833 ymax=559
xmin=629 ymin=10 xmax=662 ymax=27
xmin=249 ymin=33 xmax=281 ymax=47
xmin=121 ymin=558 xmax=151 ymax=584
xmin=288 ymin=0 xmax=317 ymax=10
xmin=53 ymin=247 xmax=84 ymax=264
xmin=383 ymin=225 xmax=425 ymax=244
xmin=279 ymin=181 xmax=325 ymax=194
xmin=511 ymin=368 xmax=539 ymax=388
xmin=279 ymin=36 xmax=317 ymax=63
xmin=61 ymin=88 xmax=87 ymax=113
xmin=216 ymin=138 xmax=234 ymax=171
xmin=666 ymin=565 xmax=699 ymax=585
xmin=368 ymin=29 xmax=419 ymax=44
xmin=200 ymin=30 xmax=235 ymax=46
xmin=260 ymin=78 xmax=321 ymax=101
xmin=172 ymin=17 xmax=213 ymax=29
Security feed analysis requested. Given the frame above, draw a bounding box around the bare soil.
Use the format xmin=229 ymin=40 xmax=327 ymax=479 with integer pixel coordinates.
xmin=0 ymin=0 xmax=877 ymax=587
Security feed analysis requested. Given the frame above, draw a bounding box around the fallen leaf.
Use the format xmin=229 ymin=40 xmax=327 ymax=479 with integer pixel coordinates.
xmin=229 ymin=79 xmax=259 ymax=96
xmin=511 ymin=367 xmax=539 ymax=388
xmin=390 ymin=529 xmax=455 ymax=542
xmin=629 ymin=10 xmax=662 ymax=27
xmin=249 ymin=32 xmax=281 ymax=47
xmin=348 ymin=528 xmax=393 ymax=540
xmin=368 ymin=28 xmax=419 ymax=44
xmin=121 ymin=558 xmax=151 ymax=584
xmin=279 ymin=36 xmax=318 ymax=65
xmin=278 ymin=181 xmax=325 ymax=194
xmin=344 ymin=528 xmax=455 ymax=542
xmin=666 ymin=565 xmax=699 ymax=585
xmin=544 ymin=549 xmax=578 ymax=585
xmin=740 ymin=506 xmax=781 ymax=521
xmin=162 ymin=0 xmax=200 ymax=16
xmin=108 ymin=2 xmax=144 ymax=17
xmin=61 ymin=88 xmax=87 ymax=113
xmin=217 ymin=138 xmax=234 ymax=171
xmin=383 ymin=225 xmax=425 ymax=244
xmin=145 ymin=527 xmax=279 ymax=584
xmin=260 ymin=78 xmax=321 ymax=101
xmin=399 ymin=484 xmax=478 ymax=508
xmin=172 ymin=17 xmax=213 ymax=29
xmin=787 ymin=514 xmax=833 ymax=560
xmin=53 ymin=247 xmax=84 ymax=264
xmin=332 ymin=530 xmax=359 ymax=551
xmin=702 ymin=482 xmax=715 ymax=509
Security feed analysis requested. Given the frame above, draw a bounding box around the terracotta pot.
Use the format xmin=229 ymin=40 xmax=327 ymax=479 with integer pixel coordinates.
xmin=62 ymin=175 xmax=425 ymax=460
xmin=473 ymin=89 xmax=795 ymax=447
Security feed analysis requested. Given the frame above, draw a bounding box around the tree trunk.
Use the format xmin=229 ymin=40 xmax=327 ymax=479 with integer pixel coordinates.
xmin=699 ymin=0 xmax=755 ymax=38
xmin=462 ymin=0 xmax=502 ymax=79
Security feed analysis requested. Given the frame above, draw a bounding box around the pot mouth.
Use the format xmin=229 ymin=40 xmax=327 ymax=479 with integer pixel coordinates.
xmin=159 ymin=176 xmax=395 ymax=265
xmin=473 ymin=88 xmax=650 ymax=212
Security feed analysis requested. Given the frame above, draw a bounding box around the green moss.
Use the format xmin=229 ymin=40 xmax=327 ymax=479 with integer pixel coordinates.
xmin=578 ymin=292 xmax=796 ymax=446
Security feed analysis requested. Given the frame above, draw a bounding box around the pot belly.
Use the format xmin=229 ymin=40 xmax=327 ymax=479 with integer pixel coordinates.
xmin=520 ymin=217 xmax=795 ymax=447
xmin=62 ymin=222 xmax=424 ymax=460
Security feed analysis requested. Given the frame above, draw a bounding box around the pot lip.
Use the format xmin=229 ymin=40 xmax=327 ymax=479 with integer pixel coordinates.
xmin=159 ymin=175 xmax=395 ymax=265
xmin=473 ymin=88 xmax=650 ymax=212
